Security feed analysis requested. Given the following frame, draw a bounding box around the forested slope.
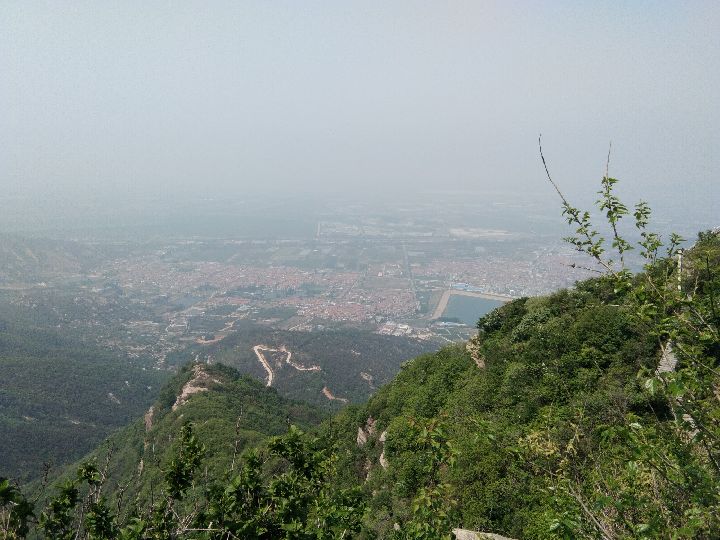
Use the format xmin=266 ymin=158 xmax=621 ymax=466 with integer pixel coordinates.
xmin=323 ymin=282 xmax=659 ymax=537
xmin=0 ymin=320 xmax=167 ymax=483
xmin=320 ymin=229 xmax=720 ymax=538
xmin=37 ymin=362 xmax=327 ymax=508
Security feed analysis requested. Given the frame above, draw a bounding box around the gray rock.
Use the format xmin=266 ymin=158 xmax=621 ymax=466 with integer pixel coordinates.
xmin=453 ymin=529 xmax=516 ymax=540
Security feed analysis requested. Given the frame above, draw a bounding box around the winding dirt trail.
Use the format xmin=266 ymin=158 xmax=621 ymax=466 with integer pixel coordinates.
xmin=253 ymin=343 xmax=327 ymax=396
xmin=252 ymin=345 xmax=275 ymax=387
xmin=252 ymin=344 xmax=322 ymax=387
xmin=282 ymin=346 xmax=321 ymax=372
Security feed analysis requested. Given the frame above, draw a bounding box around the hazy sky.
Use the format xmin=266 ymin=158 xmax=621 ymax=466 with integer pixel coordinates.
xmin=1 ymin=1 xmax=718 ymax=215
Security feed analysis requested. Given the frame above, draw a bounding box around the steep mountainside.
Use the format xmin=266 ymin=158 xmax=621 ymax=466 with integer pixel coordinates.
xmin=317 ymin=230 xmax=720 ymax=538
xmin=320 ymin=281 xmax=660 ymax=537
xmin=33 ymin=279 xmax=665 ymax=538
xmin=39 ymin=362 xmax=326 ymax=507
xmin=0 ymin=320 xmax=167 ymax=483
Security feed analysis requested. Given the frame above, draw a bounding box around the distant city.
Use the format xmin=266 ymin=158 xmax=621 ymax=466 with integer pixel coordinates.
xmin=0 ymin=195 xmax=598 ymax=368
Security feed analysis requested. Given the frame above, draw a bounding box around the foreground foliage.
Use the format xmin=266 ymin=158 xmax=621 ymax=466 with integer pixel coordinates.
xmin=2 ymin=423 xmax=365 ymax=539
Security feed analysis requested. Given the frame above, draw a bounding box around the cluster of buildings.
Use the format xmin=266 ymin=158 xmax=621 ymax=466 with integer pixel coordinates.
xmin=413 ymin=249 xmax=592 ymax=298
xmin=4 ymin=236 xmax=597 ymax=368
xmin=107 ymin=259 xmax=360 ymax=296
xmin=269 ymin=287 xmax=419 ymax=324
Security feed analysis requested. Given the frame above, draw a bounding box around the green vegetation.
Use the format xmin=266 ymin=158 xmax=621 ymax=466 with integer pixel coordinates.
xmin=2 ymin=171 xmax=718 ymax=538
xmin=324 ymin=287 xmax=660 ymax=536
xmin=0 ymin=319 xmax=167 ymax=483
xmin=41 ymin=363 xmax=328 ymax=509
xmin=2 ymin=364 xmax=352 ymax=538
xmin=3 ymin=422 xmax=365 ymax=539
xmin=182 ymin=322 xmax=437 ymax=408
xmin=312 ymin=165 xmax=720 ymax=536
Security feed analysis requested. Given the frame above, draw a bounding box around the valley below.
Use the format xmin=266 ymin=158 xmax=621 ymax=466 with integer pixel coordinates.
xmin=0 ymin=198 xmax=598 ymax=484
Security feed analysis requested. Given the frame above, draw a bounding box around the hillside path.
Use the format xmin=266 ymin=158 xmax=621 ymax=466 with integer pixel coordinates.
xmin=252 ymin=345 xmax=274 ymax=387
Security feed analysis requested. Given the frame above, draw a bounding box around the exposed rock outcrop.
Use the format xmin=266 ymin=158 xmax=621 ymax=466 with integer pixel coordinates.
xmin=466 ymin=336 xmax=485 ymax=369
xmin=172 ymin=365 xmax=224 ymax=410
xmin=378 ymin=449 xmax=389 ymax=469
xmin=357 ymin=420 xmax=389 ymax=473
xmin=453 ymin=529 xmax=516 ymax=540
xmin=356 ymin=417 xmax=377 ymax=446
xmin=323 ymin=386 xmax=349 ymax=403
xmin=144 ymin=405 xmax=155 ymax=431
xmin=378 ymin=430 xmax=389 ymax=469
xmin=657 ymin=342 xmax=678 ymax=374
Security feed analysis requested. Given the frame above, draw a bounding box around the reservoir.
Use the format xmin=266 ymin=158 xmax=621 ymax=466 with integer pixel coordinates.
xmin=442 ymin=294 xmax=505 ymax=326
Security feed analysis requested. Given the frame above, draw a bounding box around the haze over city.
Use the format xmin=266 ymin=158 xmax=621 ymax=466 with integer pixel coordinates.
xmin=1 ymin=1 xmax=718 ymax=235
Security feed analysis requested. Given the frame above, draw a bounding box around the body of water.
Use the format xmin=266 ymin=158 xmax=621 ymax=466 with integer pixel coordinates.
xmin=442 ymin=295 xmax=505 ymax=326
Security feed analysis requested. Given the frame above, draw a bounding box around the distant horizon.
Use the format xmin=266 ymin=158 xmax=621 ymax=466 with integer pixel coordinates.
xmin=2 ymin=1 xmax=718 ymax=229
